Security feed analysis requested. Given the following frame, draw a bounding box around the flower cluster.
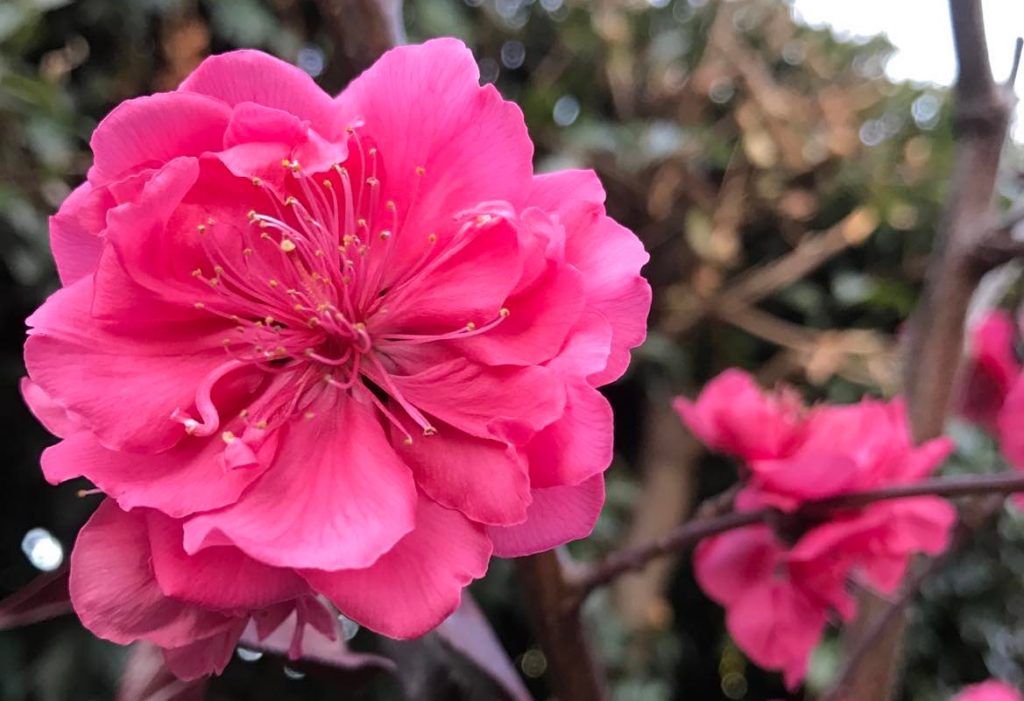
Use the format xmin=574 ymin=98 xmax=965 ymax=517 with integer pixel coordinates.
xmin=959 ymin=310 xmax=1024 ymax=478
xmin=675 ymin=370 xmax=955 ymax=688
xmin=22 ymin=40 xmax=650 ymax=677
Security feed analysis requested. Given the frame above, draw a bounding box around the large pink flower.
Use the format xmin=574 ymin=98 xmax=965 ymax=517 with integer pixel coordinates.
xmin=954 ymin=681 xmax=1024 ymax=701
xmin=23 ymin=39 xmax=650 ymax=672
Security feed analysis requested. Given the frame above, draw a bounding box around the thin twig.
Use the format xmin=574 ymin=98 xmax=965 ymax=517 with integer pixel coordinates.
xmin=569 ymin=472 xmax=1024 ymax=605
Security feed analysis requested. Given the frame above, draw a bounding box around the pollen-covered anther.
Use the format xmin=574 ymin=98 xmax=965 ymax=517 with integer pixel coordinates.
xmin=466 ymin=322 xmax=477 ymax=331
xmin=366 ymin=177 xmax=379 ymax=188
xmin=427 ymin=233 xmax=437 ymax=244
xmin=499 ymin=307 xmax=511 ymax=318
xmin=303 ymin=411 xmax=316 ymax=420
xmin=279 ymin=239 xmax=297 ymax=253
xmin=221 ymin=431 xmax=237 ymax=444
xmin=415 ymin=166 xmax=426 ymax=176
xmin=191 ymin=268 xmax=203 ymax=278
xmin=386 ymin=200 xmax=396 ymax=211
xmin=379 ymin=230 xmax=391 ymax=241
xmin=246 ymin=210 xmax=257 ymax=222
xmin=196 ymin=224 xmax=206 ymax=233
xmin=422 ymin=426 xmax=437 ymax=437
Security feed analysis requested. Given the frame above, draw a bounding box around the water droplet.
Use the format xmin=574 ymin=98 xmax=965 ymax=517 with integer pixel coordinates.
xmin=296 ymin=47 xmax=325 ymax=78
xmin=283 ymin=665 xmax=306 ymax=680
xmin=339 ymin=614 xmax=360 ymax=641
xmin=21 ymin=528 xmax=63 ymax=572
xmin=501 ymin=40 xmax=526 ymax=70
xmin=709 ymin=79 xmax=735 ymax=105
xmin=552 ymin=95 xmax=581 ymax=127
xmin=236 ymin=646 xmax=263 ymax=662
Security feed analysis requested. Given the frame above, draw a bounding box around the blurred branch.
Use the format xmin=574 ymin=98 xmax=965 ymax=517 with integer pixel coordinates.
xmin=313 ymin=0 xmax=404 ymax=84
xmin=569 ymin=472 xmax=1024 ymax=607
xmin=516 ymin=550 xmax=608 ymax=701
xmin=840 ymin=2 xmax=1018 ymax=699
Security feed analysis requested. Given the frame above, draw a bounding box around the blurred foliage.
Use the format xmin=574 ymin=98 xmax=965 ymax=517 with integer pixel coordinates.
xmin=1 ymin=0 xmax=1022 ymax=700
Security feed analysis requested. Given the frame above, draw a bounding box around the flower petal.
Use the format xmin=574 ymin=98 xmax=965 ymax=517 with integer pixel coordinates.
xmin=70 ymin=500 xmax=237 ymax=648
xmin=693 ymin=526 xmax=780 ymax=607
xmin=487 ymin=476 xmax=605 ymax=558
xmin=147 ymin=511 xmax=308 ymax=611
xmin=49 ymin=182 xmax=112 ymax=285
xmin=87 ymin=92 xmax=231 ymax=185
xmin=178 ymin=50 xmax=340 ymax=138
xmin=183 ymin=394 xmax=417 ymax=570
xmin=335 ymin=38 xmax=533 ymax=281
xmin=303 ymin=496 xmax=491 ymax=639
xmin=526 ymin=378 xmax=613 ymax=488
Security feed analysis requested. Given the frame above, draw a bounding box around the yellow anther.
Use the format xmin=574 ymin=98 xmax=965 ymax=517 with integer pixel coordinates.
xmin=194 ymin=302 xmax=205 ymax=309
xmin=415 ymin=166 xmax=426 ymax=176
xmin=196 ymin=224 xmax=206 ymax=233
xmin=368 ymin=147 xmax=378 ymax=156
xmin=243 ymin=247 xmax=253 ymax=256
xmin=303 ymin=411 xmax=316 ymax=420
xmin=274 ymin=346 xmax=287 ymax=356
xmin=213 ymin=265 xmax=224 ymax=275
xmin=240 ymin=409 xmax=249 ymax=418
xmin=268 ymin=279 xmax=279 ymax=288
xmin=499 ymin=307 xmax=510 ymax=318
xmin=403 ymin=436 xmax=414 ymax=446
xmin=386 ymin=200 xmax=396 ymax=211
xmin=254 ymin=420 xmax=268 ymax=429
xmin=423 ymin=426 xmax=437 ymax=437
xmin=279 ymin=239 xmax=297 ymax=253
xmin=379 ymin=230 xmax=391 ymax=240
xmin=427 ymin=232 xmax=438 ymax=243
xmin=247 ymin=210 xmax=257 ymax=221
xmin=251 ymin=177 xmax=262 ymax=187
xmin=285 ymin=196 xmax=298 ymax=206
xmin=366 ymin=177 xmax=379 ymax=187
xmin=222 ymin=338 xmax=231 ymax=346
xmin=356 ymin=219 xmax=367 ymax=229
xmin=221 ymin=431 xmax=236 ymax=444
xmin=282 ymin=159 xmax=291 ymax=168
xmin=294 ymin=304 xmax=305 ymax=312
xmin=466 ymin=322 xmax=477 ymax=331
xmin=322 ymin=180 xmax=332 ymax=188
xmin=315 ymin=249 xmax=325 ymax=257
xmin=358 ymin=245 xmax=368 ymax=256
xmin=191 ymin=268 xmax=203 ymax=277
xmin=264 ymin=316 xmax=275 ymax=325
xmin=354 ymin=322 xmax=367 ymax=332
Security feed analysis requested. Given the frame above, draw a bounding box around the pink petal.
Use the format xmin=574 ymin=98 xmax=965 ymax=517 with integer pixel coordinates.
xmin=25 ymin=277 xmax=229 ymax=452
xmin=451 ymin=261 xmax=585 ymax=366
xmin=526 ymin=378 xmax=613 ymax=488
xmin=178 ymin=50 xmax=340 ymax=138
xmin=954 ymin=680 xmax=1024 ymax=701
xmin=998 ymin=375 xmax=1024 ymax=468
xmin=385 ymin=359 xmax=566 ymax=445
xmin=546 ymin=311 xmax=614 ymax=379
xmin=41 ymin=427 xmax=272 ymax=518
xmin=70 ymin=500 xmax=237 ymax=648
xmin=303 ymin=496 xmax=492 ymax=639
xmin=335 ymin=38 xmax=533 ymax=282
xmin=87 ymin=92 xmax=230 ymax=184
xmin=146 ymin=511 xmax=307 ymax=611
xmin=20 ymin=377 xmax=80 ymax=439
xmin=957 ymin=310 xmax=1021 ymax=430
xmin=693 ymin=526 xmax=780 ymax=607
xmin=528 ymin=170 xmax=651 ymax=386
xmin=726 ymin=579 xmax=825 ymax=690
xmin=49 ymin=182 xmax=111 ymax=285
xmin=673 ymin=369 xmax=808 ymax=461
xmin=394 ymin=420 xmax=532 ymax=526
xmin=487 ymin=476 xmax=605 ymax=558
xmin=183 ymin=394 xmax=417 ymax=570
xmin=162 ymin=621 xmax=248 ymax=680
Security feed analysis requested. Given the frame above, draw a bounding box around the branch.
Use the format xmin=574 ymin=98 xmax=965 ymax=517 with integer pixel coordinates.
xmin=313 ymin=0 xmax=404 ymax=85
xmin=842 ymin=2 xmax=1016 ymax=698
xmin=570 ymin=472 xmax=1024 ymax=605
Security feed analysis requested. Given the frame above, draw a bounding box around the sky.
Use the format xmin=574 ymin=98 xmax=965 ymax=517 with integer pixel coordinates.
xmin=790 ymin=0 xmax=1024 ymax=139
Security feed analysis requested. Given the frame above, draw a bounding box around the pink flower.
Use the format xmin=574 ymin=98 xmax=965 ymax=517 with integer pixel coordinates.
xmin=679 ymin=370 xmax=956 ymax=687
xmin=958 ymin=310 xmax=1020 ymax=431
xmin=23 ymin=39 xmax=651 ymax=671
xmin=954 ymin=680 xmax=1024 ymax=701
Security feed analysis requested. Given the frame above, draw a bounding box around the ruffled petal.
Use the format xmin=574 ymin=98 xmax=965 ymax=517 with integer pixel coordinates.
xmin=335 ymin=38 xmax=533 ymax=282
xmin=162 ymin=621 xmax=247 ymax=680
xmin=70 ymin=501 xmax=237 ymax=648
xmin=487 ymin=476 xmax=605 ymax=558
xmin=526 ymin=378 xmax=613 ymax=488
xmin=87 ymin=92 xmax=231 ymax=184
xmin=178 ymin=50 xmax=340 ymax=138
xmin=303 ymin=496 xmax=491 ymax=639
xmin=183 ymin=394 xmax=417 ymax=570
xmin=528 ymin=170 xmax=650 ymax=386
xmin=693 ymin=526 xmax=780 ymax=607
xmin=147 ymin=511 xmax=307 ymax=611
xmin=49 ymin=182 xmax=112 ymax=284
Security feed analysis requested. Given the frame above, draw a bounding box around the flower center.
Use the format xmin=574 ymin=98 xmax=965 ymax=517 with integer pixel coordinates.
xmin=171 ymin=128 xmax=511 ymax=449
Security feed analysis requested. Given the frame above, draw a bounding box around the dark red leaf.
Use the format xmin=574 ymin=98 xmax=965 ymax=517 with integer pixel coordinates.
xmin=0 ymin=565 xmax=72 ymax=630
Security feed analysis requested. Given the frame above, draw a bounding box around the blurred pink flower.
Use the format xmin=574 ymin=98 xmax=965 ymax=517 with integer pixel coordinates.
xmin=679 ymin=369 xmax=956 ymax=687
xmin=23 ymin=39 xmax=650 ymax=674
xmin=954 ymin=680 xmax=1024 ymax=701
xmin=958 ymin=310 xmax=1019 ymax=431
